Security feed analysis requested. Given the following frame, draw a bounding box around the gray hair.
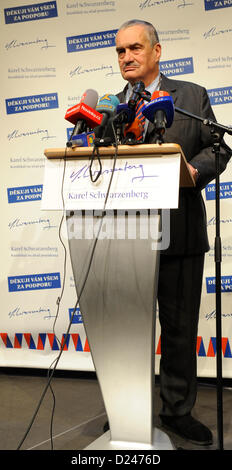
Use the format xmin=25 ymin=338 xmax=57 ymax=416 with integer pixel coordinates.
xmin=117 ymin=19 xmax=159 ymax=47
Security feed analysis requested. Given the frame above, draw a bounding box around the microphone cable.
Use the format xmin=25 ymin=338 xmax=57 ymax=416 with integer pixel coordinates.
xmin=16 ymin=147 xmax=68 ymax=451
xmin=16 ymin=121 xmax=119 ymax=451
xmin=89 ymin=145 xmax=103 ymax=183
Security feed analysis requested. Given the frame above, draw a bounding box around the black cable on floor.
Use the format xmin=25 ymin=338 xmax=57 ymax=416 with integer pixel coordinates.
xmin=16 ymin=122 xmax=119 ymax=450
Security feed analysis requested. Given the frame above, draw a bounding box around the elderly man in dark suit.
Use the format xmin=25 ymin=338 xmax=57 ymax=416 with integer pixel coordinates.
xmin=112 ymin=19 xmax=231 ymax=445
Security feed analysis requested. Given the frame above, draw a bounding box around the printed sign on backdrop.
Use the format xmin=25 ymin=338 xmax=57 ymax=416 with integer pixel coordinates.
xmin=160 ymin=57 xmax=194 ymax=77
xmin=66 ymin=30 xmax=117 ymax=53
xmin=4 ymin=1 xmax=58 ymax=24
xmin=204 ymin=0 xmax=232 ymax=11
xmin=6 ymin=93 xmax=59 ymax=114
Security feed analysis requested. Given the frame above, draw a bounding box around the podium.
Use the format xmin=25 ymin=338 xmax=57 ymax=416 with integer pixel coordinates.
xmin=43 ymin=143 xmax=195 ymax=450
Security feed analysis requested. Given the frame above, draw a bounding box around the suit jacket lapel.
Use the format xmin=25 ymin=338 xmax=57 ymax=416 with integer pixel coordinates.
xmin=160 ymin=73 xmax=177 ymax=103
xmin=117 ymin=84 xmax=128 ymax=103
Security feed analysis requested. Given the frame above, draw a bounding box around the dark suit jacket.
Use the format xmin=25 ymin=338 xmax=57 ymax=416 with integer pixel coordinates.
xmin=116 ymin=73 xmax=231 ymax=256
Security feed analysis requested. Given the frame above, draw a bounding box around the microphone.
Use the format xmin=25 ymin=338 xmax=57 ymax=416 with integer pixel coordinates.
xmin=123 ymin=117 xmax=144 ymax=145
xmin=114 ymin=84 xmax=151 ymax=144
xmin=114 ymin=84 xmax=151 ymax=126
xmin=142 ymin=91 xmax=174 ymax=136
xmin=94 ymin=94 xmax=120 ymax=144
xmin=114 ymin=102 xmax=135 ymax=125
xmin=128 ymin=81 xmax=145 ymax=108
xmin=68 ymin=132 xmax=95 ymax=147
xmin=65 ymin=89 xmax=103 ymax=144
xmin=114 ymin=81 xmax=148 ymax=126
xmin=122 ymin=86 xmax=151 ymax=145
xmin=96 ymin=93 xmax=120 ymax=117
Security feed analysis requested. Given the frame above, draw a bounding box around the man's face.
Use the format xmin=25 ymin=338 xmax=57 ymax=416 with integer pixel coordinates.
xmin=116 ymin=25 xmax=161 ymax=87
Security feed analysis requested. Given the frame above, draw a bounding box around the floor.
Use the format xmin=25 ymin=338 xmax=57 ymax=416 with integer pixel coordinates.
xmin=0 ymin=368 xmax=231 ymax=457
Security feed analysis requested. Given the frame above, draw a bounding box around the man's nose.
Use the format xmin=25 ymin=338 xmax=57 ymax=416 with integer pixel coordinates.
xmin=124 ymin=48 xmax=133 ymax=63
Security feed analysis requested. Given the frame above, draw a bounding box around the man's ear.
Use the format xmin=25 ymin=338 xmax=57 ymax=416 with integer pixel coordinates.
xmin=153 ymin=42 xmax=161 ymax=63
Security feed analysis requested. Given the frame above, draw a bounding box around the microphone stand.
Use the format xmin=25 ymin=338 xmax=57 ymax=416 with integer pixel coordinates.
xmin=175 ymin=106 xmax=232 ymax=451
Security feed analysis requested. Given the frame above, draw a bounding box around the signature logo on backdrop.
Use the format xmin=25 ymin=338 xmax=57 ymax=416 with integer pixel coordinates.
xmin=139 ymin=0 xmax=193 ymax=10
xmin=5 ymin=38 xmax=55 ymax=51
xmin=205 ymin=310 xmax=232 ymax=321
xmin=4 ymin=1 xmax=58 ymax=24
xmin=8 ymin=128 xmax=56 ymax=141
xmin=69 ymin=64 xmax=120 ymax=78
xmin=204 ymin=26 xmax=232 ymax=39
xmin=207 ymin=216 xmax=232 ymax=226
xmin=8 ymin=217 xmax=57 ymax=230
xmin=8 ymin=306 xmax=53 ymax=320
xmin=204 ymin=0 xmax=232 ymax=11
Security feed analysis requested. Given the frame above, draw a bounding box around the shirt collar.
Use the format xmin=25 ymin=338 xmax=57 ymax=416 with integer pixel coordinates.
xmin=126 ymin=73 xmax=161 ymax=102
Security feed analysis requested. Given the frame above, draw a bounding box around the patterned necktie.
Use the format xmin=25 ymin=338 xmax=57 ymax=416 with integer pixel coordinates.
xmin=135 ymin=98 xmax=146 ymax=142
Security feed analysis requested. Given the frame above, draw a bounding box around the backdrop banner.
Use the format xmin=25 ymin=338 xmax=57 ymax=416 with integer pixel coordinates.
xmin=1 ymin=0 xmax=232 ymax=377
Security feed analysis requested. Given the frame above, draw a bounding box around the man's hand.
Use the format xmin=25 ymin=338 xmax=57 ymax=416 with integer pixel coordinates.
xmin=188 ymin=163 xmax=199 ymax=182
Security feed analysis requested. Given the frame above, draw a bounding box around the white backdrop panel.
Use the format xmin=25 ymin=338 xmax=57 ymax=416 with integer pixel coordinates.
xmin=1 ymin=0 xmax=232 ymax=377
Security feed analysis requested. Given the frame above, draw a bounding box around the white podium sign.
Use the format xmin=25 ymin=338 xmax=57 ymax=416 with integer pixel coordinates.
xmin=41 ymin=153 xmax=180 ymax=211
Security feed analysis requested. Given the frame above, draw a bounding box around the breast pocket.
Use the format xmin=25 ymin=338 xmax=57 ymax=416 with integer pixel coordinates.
xmin=164 ymin=115 xmax=196 ymax=160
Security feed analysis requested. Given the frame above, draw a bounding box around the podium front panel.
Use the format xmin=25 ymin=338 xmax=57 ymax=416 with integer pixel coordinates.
xmin=67 ymin=211 xmax=160 ymax=445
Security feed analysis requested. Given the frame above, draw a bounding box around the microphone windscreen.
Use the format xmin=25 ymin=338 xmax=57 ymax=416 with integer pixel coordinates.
xmin=80 ymin=89 xmax=99 ymax=109
xmin=128 ymin=81 xmax=145 ymax=108
xmin=115 ymin=103 xmax=135 ymax=123
xmin=96 ymin=94 xmax=120 ymax=115
xmin=64 ymin=102 xmax=103 ymax=127
xmin=150 ymin=90 xmax=170 ymax=100
xmin=142 ymin=93 xmax=174 ymax=128
xmin=124 ymin=118 xmax=144 ymax=140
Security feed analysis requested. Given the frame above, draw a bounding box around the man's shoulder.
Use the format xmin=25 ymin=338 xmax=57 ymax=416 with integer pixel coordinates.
xmin=115 ymin=75 xmax=207 ymax=101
